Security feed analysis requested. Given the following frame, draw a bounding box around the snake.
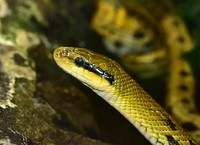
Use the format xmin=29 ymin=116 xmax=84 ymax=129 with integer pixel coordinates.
xmin=53 ymin=46 xmax=197 ymax=145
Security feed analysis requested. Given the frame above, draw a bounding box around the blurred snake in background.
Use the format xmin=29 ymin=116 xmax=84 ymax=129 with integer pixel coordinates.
xmin=53 ymin=0 xmax=200 ymax=144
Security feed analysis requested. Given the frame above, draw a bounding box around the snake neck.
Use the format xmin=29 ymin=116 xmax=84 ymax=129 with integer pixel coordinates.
xmin=93 ymin=71 xmax=196 ymax=145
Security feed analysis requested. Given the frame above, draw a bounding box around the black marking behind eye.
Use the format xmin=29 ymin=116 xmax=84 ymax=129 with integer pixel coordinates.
xmin=166 ymin=119 xmax=177 ymax=130
xmin=84 ymin=62 xmax=114 ymax=85
xmin=166 ymin=135 xmax=179 ymax=145
xmin=74 ymin=57 xmax=114 ymax=85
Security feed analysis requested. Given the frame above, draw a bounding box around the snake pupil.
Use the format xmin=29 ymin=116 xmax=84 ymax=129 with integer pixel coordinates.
xmin=75 ymin=57 xmax=85 ymax=67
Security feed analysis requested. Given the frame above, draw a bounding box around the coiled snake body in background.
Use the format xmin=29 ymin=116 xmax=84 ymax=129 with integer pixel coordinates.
xmin=53 ymin=47 xmax=197 ymax=145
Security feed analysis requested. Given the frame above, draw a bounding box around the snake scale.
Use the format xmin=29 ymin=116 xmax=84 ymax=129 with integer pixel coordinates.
xmin=53 ymin=47 xmax=197 ymax=145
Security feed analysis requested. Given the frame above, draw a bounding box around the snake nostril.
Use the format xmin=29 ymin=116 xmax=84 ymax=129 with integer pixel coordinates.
xmin=60 ymin=49 xmax=68 ymax=58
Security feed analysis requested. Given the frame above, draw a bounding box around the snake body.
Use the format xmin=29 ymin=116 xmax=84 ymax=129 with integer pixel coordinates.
xmin=91 ymin=0 xmax=200 ymax=142
xmin=53 ymin=47 xmax=197 ymax=145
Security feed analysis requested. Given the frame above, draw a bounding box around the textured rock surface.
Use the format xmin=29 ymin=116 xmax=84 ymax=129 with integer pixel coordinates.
xmin=0 ymin=44 xmax=110 ymax=145
xmin=0 ymin=0 xmax=110 ymax=144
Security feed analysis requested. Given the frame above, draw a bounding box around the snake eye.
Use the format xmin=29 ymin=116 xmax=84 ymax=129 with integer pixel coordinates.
xmin=75 ymin=57 xmax=85 ymax=67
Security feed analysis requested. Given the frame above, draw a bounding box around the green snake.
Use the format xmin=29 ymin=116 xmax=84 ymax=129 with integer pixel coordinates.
xmin=53 ymin=46 xmax=197 ymax=145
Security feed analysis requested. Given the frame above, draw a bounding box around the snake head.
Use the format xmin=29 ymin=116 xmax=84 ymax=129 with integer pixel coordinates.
xmin=53 ymin=47 xmax=119 ymax=90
